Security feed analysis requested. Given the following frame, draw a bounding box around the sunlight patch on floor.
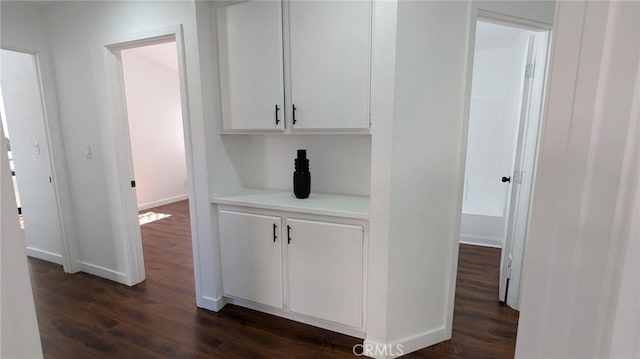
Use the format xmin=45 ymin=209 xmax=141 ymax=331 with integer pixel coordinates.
xmin=139 ymin=212 xmax=171 ymax=225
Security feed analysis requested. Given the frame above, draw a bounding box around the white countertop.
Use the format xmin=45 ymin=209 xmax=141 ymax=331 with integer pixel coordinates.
xmin=211 ymin=189 xmax=369 ymax=220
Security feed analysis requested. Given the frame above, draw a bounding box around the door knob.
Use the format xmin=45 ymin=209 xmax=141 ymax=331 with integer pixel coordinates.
xmin=501 ymin=176 xmax=511 ymax=183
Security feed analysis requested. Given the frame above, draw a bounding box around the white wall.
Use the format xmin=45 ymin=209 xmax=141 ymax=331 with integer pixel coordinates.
xmin=0 ymin=48 xmax=64 ymax=263
xmin=515 ymin=0 xmax=640 ymax=357
xmin=365 ymin=1 xmax=555 ymax=356
xmin=121 ymin=42 xmax=188 ymax=210
xmin=0 ymin=2 xmax=48 ymax=45
xmin=385 ymin=0 xmax=471 ymax=350
xmin=464 ymin=46 xmax=517 ymax=217
xmin=36 ymin=1 xmax=234 ymax=308
xmin=365 ymin=1 xmax=473 ymax=354
xmin=1 ymin=126 xmax=43 ymax=358
xmin=609 ymin=172 xmax=639 ymax=359
xmin=43 ymin=1 xmax=172 ymax=276
xmin=224 ymin=134 xmax=371 ymax=196
xmin=1 ymin=0 xmax=79 ymax=273
xmin=459 ymin=214 xmax=504 ymax=247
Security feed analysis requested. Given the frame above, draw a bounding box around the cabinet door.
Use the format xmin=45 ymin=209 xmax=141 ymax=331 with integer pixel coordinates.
xmin=286 ymin=218 xmax=363 ymax=328
xmin=217 ymin=1 xmax=285 ymax=131
xmin=218 ymin=210 xmax=283 ymax=308
xmin=289 ymin=1 xmax=371 ymax=130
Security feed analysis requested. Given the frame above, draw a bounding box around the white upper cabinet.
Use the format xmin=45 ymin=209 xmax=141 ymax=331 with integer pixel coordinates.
xmin=215 ymin=0 xmax=371 ymax=133
xmin=288 ymin=1 xmax=371 ymax=131
xmin=216 ymin=1 xmax=285 ymax=132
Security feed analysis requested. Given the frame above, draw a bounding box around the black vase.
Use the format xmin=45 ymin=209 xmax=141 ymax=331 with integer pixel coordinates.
xmin=293 ymin=149 xmax=311 ymax=199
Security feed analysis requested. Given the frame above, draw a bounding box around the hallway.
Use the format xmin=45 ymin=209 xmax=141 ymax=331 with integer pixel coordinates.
xmin=28 ymin=200 xmax=518 ymax=358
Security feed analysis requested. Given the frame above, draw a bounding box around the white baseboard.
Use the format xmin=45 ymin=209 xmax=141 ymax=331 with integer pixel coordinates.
xmin=26 ymin=247 xmax=63 ymax=265
xmin=197 ymin=295 xmax=226 ymax=312
xmin=459 ymin=233 xmax=502 ymax=248
xmin=364 ymin=327 xmax=446 ymax=358
xmin=78 ymin=261 xmax=129 ymax=285
xmin=138 ymin=194 xmax=188 ymax=211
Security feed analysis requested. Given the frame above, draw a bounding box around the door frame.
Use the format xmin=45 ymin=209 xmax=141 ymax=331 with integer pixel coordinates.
xmin=103 ymin=25 xmax=193 ymax=286
xmin=0 ymin=40 xmax=78 ymax=273
xmin=456 ymin=8 xmax=552 ymax=311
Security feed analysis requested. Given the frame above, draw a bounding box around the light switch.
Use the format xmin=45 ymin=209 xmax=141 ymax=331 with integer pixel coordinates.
xmin=34 ymin=141 xmax=40 ymax=155
xmin=85 ymin=145 xmax=92 ymax=159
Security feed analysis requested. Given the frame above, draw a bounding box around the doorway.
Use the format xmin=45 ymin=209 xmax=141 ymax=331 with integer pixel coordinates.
xmin=105 ymin=30 xmax=194 ymax=286
xmin=120 ymin=41 xmax=189 ymax=214
xmin=0 ymin=48 xmax=65 ymax=266
xmin=459 ymin=17 xmax=550 ymax=309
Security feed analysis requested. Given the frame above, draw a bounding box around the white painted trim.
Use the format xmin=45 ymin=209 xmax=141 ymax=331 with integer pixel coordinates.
xmin=104 ymin=43 xmax=146 ymax=286
xmin=103 ymin=26 xmax=181 ymax=52
xmin=138 ymin=194 xmax=188 ymax=211
xmin=78 ymin=261 xmax=128 ymax=285
xmin=104 ymin=25 xmax=195 ymax=288
xmin=25 ymin=247 xmax=63 ymax=265
xmin=173 ymin=23 xmax=214 ymax=313
xmin=193 ymin=1 xmax=228 ymax=316
xmin=459 ymin=235 xmax=502 ymax=248
xmin=199 ymin=295 xmax=226 ymax=312
xmin=477 ymin=9 xmax=553 ymax=31
xmin=365 ymin=0 xmax=398 ymax=347
xmin=363 ymin=327 xmax=446 ymax=359
xmin=445 ymin=3 xmax=476 ymax=341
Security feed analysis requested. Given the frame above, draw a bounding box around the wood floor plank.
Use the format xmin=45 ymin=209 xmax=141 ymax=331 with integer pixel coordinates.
xmin=28 ymin=200 xmax=518 ymax=358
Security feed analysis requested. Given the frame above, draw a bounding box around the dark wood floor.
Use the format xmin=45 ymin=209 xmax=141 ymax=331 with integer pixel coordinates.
xmin=29 ymin=200 xmax=518 ymax=358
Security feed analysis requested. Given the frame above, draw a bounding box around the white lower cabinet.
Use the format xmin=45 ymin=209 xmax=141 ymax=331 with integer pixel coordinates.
xmin=218 ymin=210 xmax=283 ymax=309
xmin=217 ymin=206 xmax=365 ymax=333
xmin=286 ymin=218 xmax=363 ymax=328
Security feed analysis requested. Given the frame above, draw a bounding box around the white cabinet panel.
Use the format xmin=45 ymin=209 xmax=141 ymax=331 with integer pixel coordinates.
xmin=289 ymin=1 xmax=371 ymax=130
xmin=217 ymin=1 xmax=285 ymax=131
xmin=286 ymin=218 xmax=363 ymax=328
xmin=218 ymin=210 xmax=283 ymax=308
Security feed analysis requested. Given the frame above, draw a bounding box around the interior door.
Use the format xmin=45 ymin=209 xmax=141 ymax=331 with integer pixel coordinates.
xmin=0 ymin=48 xmax=64 ymax=264
xmin=499 ymin=32 xmax=549 ymax=308
xmin=498 ymin=33 xmax=542 ymax=307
